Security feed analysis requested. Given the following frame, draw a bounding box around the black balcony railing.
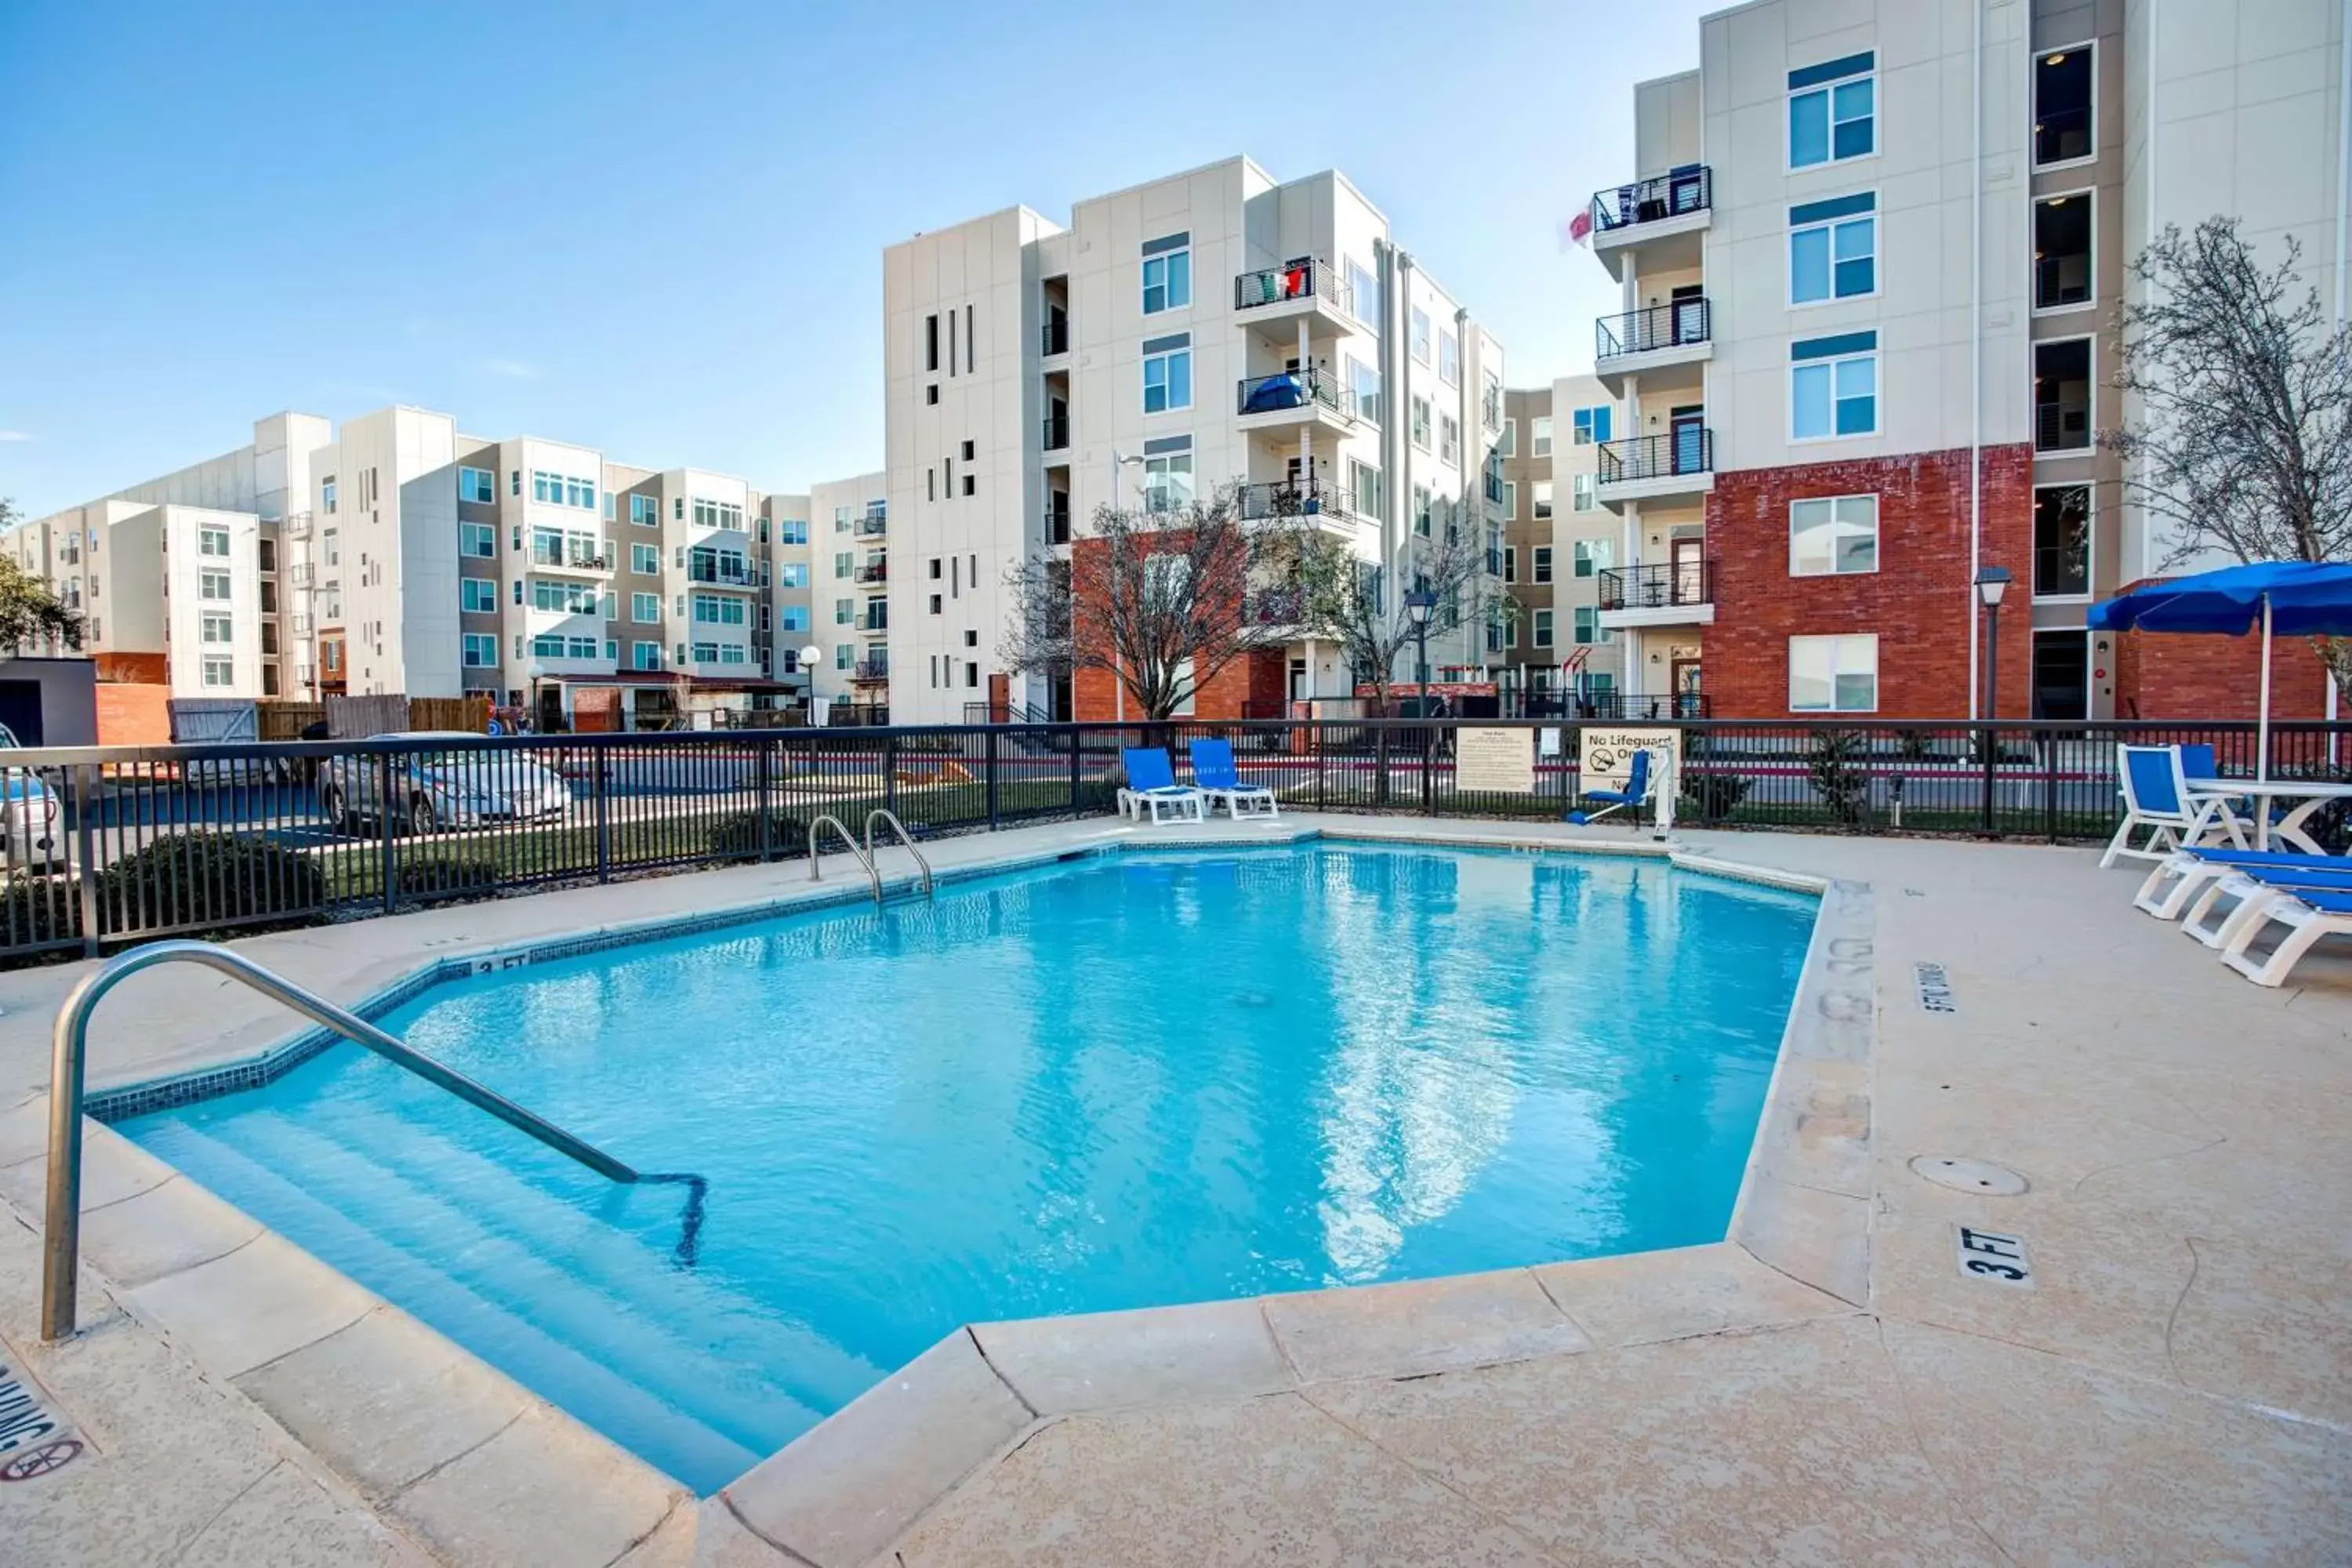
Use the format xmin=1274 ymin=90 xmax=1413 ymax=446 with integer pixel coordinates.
xmin=2034 ymin=105 xmax=2093 ymax=166
xmin=1046 ymin=506 xmax=1072 ymax=544
xmin=854 ymin=563 xmax=887 ymax=584
xmin=1041 ymin=317 xmax=1069 ymax=355
xmin=2033 ymin=545 xmax=2090 ymax=599
xmin=1590 ymin=165 xmax=1712 ymax=235
xmin=851 ymin=658 xmax=889 ymax=681
xmin=1596 ymin=299 xmax=1711 ymax=360
xmin=1247 ymin=590 xmax=1303 ymax=626
xmin=854 ymin=514 xmax=888 ymax=537
xmin=1043 ymin=412 xmax=1070 ymax=451
xmin=1237 ymin=481 xmax=1338 ymax=521
xmin=1596 ymin=559 xmax=1715 ymax=612
xmin=1597 ymin=430 xmax=1714 ymax=485
xmin=1233 ymin=256 xmax=1348 ymax=314
xmin=1236 ymin=366 xmax=1345 ymax=419
xmin=2035 ymin=399 xmax=2091 ymax=452
xmin=687 ymin=561 xmax=753 ymax=585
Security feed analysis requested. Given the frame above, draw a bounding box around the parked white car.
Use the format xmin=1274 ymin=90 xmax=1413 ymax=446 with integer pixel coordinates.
xmin=318 ymin=732 xmax=572 ymax=836
xmin=0 ymin=723 xmax=62 ymax=871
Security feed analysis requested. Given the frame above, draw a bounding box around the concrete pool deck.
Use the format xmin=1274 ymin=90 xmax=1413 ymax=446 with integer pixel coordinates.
xmin=0 ymin=815 xmax=2346 ymax=1563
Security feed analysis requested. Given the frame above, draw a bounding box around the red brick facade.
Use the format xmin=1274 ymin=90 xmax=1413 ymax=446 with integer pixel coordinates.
xmin=1074 ymin=648 xmax=1286 ymax=722
xmin=2109 ymin=608 xmax=2334 ymax=722
xmin=1704 ymin=444 xmax=2035 ymax=719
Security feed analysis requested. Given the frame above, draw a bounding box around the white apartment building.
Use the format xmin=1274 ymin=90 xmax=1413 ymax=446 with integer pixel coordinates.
xmin=807 ymin=471 xmax=889 ymax=709
xmin=882 ymin=155 xmax=1509 ymax=724
xmin=13 ymin=407 xmax=838 ymax=730
xmin=1581 ymin=0 xmax=2350 ymax=721
xmin=1494 ymin=377 xmax=1629 ymax=708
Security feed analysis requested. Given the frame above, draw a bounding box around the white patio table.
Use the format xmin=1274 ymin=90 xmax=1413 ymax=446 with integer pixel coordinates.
xmin=2187 ymin=779 xmax=2352 ymax=855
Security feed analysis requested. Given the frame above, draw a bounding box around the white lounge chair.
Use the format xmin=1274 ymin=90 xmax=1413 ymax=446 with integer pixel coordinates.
xmin=2220 ymin=884 xmax=2352 ymax=986
xmin=2101 ymin=744 xmax=2250 ymax=869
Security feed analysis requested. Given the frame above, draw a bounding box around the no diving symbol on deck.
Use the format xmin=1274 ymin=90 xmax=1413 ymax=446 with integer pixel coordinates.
xmin=0 ymin=1439 xmax=81 ymax=1481
xmin=0 ymin=1357 xmax=79 ymax=1482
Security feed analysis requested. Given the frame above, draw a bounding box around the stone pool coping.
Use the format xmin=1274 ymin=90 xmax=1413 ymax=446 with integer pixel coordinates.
xmin=2 ymin=818 xmax=1864 ymax=1566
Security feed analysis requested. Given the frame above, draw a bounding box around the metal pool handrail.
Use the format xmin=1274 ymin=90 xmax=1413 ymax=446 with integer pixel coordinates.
xmin=42 ymin=938 xmax=708 ymax=1342
xmin=865 ymin=808 xmax=935 ymax=898
xmin=809 ymin=812 xmax=882 ymax=902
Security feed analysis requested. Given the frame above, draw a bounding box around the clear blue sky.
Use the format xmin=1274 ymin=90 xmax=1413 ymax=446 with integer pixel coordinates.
xmin=0 ymin=0 xmax=1712 ymax=517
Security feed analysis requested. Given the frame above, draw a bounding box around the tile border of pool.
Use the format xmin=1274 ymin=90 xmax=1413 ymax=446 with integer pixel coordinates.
xmin=58 ymin=822 xmax=1870 ymax=1567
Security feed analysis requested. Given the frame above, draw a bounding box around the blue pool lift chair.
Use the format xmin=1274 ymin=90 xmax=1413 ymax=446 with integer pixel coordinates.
xmin=1188 ymin=738 xmax=1279 ymax=819
xmin=1118 ymin=747 xmax=1207 ymax=826
xmin=1570 ymin=748 xmax=1652 ymax=827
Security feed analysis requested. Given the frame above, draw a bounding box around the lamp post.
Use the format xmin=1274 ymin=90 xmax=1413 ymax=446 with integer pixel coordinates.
xmin=1404 ymin=589 xmax=1436 ymax=703
xmin=1974 ymin=565 xmax=2013 ymax=717
xmin=1974 ymin=564 xmax=2013 ymax=833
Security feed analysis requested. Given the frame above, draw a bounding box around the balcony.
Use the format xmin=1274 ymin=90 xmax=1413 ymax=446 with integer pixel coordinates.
xmin=1595 ymin=299 xmax=1712 ymax=394
xmin=1236 ymin=480 xmax=1341 ymax=524
xmin=1232 ymin=257 xmax=1356 ymax=336
xmin=1043 ymin=412 xmax=1070 ymax=453
xmin=1588 ymin=165 xmax=1711 ymax=280
xmin=854 ymin=514 xmax=888 ymax=538
xmin=1041 ymin=317 xmax=1069 ymax=358
xmin=854 ymin=561 xmax=887 ymax=584
xmin=1235 ymin=367 xmax=1356 ymax=438
xmin=1045 ymin=503 xmax=1072 ymax=545
xmin=532 ymin=540 xmax=612 ymax=574
xmin=687 ymin=559 xmax=755 ymax=587
xmin=851 ymin=658 xmax=890 ymax=684
xmin=860 ymin=609 xmax=887 ymax=633
xmin=1247 ymin=588 xmax=1305 ymax=628
xmin=1596 ymin=558 xmax=1717 ymax=628
xmin=1595 ymin=429 xmax=1715 ymax=508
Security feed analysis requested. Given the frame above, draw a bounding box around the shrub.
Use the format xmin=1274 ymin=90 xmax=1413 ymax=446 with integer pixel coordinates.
xmin=396 ymin=850 xmax=503 ymax=897
xmin=705 ymin=810 xmax=812 ymax=861
xmin=1806 ymin=730 xmax=1872 ymax=826
xmin=0 ymin=878 xmax=81 ymax=947
xmin=1679 ymin=771 xmax=1751 ymax=822
xmin=101 ymin=831 xmax=327 ymax=933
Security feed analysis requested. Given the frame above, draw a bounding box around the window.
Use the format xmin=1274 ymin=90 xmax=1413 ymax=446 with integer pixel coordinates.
xmin=1571 ymin=405 xmax=1612 ymax=445
xmin=459 ymin=466 xmax=495 ymax=504
xmin=199 ymin=571 xmax=231 ymax=601
xmin=1349 ymin=460 xmax=1384 ymax=517
xmin=1531 ymin=481 xmax=1554 ymax=521
xmin=1789 ymin=52 xmax=1875 ymax=168
xmin=1438 ymin=328 xmax=1460 ymax=387
xmin=834 ymin=550 xmax=853 ymax=579
xmin=834 ymin=597 xmax=854 ymax=625
xmin=1410 ymin=307 xmax=1432 ymax=365
xmin=1141 ymin=233 xmax=1191 ymax=314
xmin=1142 ymin=335 xmax=1192 ymax=413
xmin=1531 ymin=416 xmax=1553 ymax=458
xmin=2034 ymin=45 xmax=2095 ymax=167
xmin=1790 ymin=494 xmax=1880 ymax=575
xmin=456 ymin=521 xmax=494 ymax=559
xmin=779 ymin=517 xmax=807 ymax=544
xmin=1572 ymin=474 xmax=1595 ymax=513
xmin=779 ymin=604 xmax=808 ymax=633
xmin=463 ymin=633 xmax=498 ymax=667
xmin=630 ymin=495 xmax=659 ymax=527
xmin=1348 ymin=358 xmax=1381 ymax=424
xmin=2034 ymin=192 xmax=2093 ymax=311
xmin=2034 ymin=484 xmax=2092 ymax=597
xmin=1439 ymin=413 xmax=1459 ymax=466
xmin=1791 ymin=331 xmax=1878 ymax=439
xmin=779 ymin=562 xmax=808 ymax=588
xmin=1790 ymin=193 xmax=1876 ymax=303
xmin=1142 ymin=451 xmax=1194 ymax=512
xmin=1498 ymin=418 xmax=1516 ymax=459
xmin=834 ymin=644 xmax=854 ymax=670
xmin=321 ymin=530 xmax=339 ymax=566
xmin=1410 ymin=396 xmax=1431 ymax=450
xmin=1534 ymin=546 xmax=1555 ymax=583
xmin=691 ymin=497 xmax=746 ymax=532
xmin=628 ymin=543 xmax=656 ymax=575
xmin=198 ymin=527 xmax=230 ymax=557
xmin=1789 ymin=633 xmax=1878 ymax=712
xmin=2034 ymin=337 xmax=2093 ymax=452
xmin=1502 ymin=481 xmax=1517 ymax=517
xmin=462 ymin=578 xmax=498 ymax=613
xmin=1533 ymin=609 xmax=1555 ymax=648
xmin=629 ymin=641 xmax=660 ymax=671
xmin=928 ymin=593 xmax=942 ymax=615
xmin=532 ymin=579 xmax=601 ymax=614
xmin=1576 ymin=539 xmax=1621 ymax=578
xmin=1580 ymin=607 xmax=1617 ymax=645
xmin=631 ymin=591 xmax=659 ymax=622
xmin=691 ymin=593 xmax=746 ymax=625
xmin=1502 ymin=547 xmax=1517 ymax=583
xmin=321 ymin=477 xmax=337 ymax=514
xmin=200 ymin=613 xmax=232 ymax=644
xmin=201 ymin=656 xmax=233 ymax=688
xmin=1346 ymin=258 xmax=1381 ymax=330
xmin=1413 ymin=485 xmax=1432 ymax=537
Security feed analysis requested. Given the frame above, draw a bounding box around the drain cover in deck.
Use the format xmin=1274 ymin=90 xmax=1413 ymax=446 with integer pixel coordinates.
xmin=1907 ymin=1156 xmax=2028 ymax=1196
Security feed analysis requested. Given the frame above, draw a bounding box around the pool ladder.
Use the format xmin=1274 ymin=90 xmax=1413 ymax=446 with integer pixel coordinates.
xmin=808 ymin=810 xmax=934 ymax=904
xmin=39 ymin=939 xmax=709 ymax=1343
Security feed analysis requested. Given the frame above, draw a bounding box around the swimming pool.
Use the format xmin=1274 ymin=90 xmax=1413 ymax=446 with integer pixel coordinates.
xmin=121 ymin=842 xmax=1817 ymax=1493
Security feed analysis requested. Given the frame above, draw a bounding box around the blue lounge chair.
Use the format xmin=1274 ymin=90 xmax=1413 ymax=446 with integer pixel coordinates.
xmin=1188 ymin=738 xmax=1278 ymax=819
xmin=2102 ymin=744 xmax=2253 ymax=868
xmin=1117 ymin=747 xmax=1205 ymax=826
xmin=2132 ymin=846 xmax=2349 ymax=920
xmin=1571 ymin=748 xmax=1651 ymax=827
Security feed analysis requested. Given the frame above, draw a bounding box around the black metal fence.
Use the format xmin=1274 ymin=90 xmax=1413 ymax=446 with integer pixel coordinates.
xmin=0 ymin=718 xmax=2342 ymax=965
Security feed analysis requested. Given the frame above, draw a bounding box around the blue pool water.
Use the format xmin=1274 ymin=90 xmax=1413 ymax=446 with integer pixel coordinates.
xmin=122 ymin=844 xmax=1815 ymax=1493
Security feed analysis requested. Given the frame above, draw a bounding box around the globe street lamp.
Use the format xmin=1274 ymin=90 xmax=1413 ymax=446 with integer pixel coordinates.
xmin=1405 ymin=589 xmax=1437 ymax=708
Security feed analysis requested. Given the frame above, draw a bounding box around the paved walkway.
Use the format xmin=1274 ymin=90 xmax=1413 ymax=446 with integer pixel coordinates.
xmin=0 ymin=818 xmax=2346 ymax=1563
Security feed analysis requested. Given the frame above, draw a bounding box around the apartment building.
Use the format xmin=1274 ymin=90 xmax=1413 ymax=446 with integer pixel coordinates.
xmin=12 ymin=407 xmax=833 ymax=730
xmin=882 ymin=155 xmax=1510 ymax=724
xmin=1581 ymin=0 xmax=2347 ymax=720
xmin=1494 ymin=378 xmax=1629 ymax=706
xmin=808 ymin=471 xmax=890 ymax=710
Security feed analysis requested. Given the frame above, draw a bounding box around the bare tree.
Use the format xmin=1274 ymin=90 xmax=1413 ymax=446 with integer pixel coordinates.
xmin=999 ymin=485 xmax=1301 ymax=721
xmin=0 ymin=499 xmax=83 ymax=654
xmin=1290 ymin=510 xmax=1507 ymax=712
xmin=2106 ymin=217 xmax=2352 ymax=683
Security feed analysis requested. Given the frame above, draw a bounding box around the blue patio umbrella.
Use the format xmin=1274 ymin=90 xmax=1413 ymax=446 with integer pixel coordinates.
xmin=2088 ymin=560 xmax=2352 ymax=781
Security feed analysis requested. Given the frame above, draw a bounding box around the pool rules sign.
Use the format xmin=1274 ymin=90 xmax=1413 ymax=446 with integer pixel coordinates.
xmin=1455 ymin=728 xmax=1536 ymax=793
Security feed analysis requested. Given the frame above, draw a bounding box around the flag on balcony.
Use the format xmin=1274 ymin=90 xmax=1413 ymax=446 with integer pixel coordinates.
xmin=1561 ymin=210 xmax=1593 ymax=249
